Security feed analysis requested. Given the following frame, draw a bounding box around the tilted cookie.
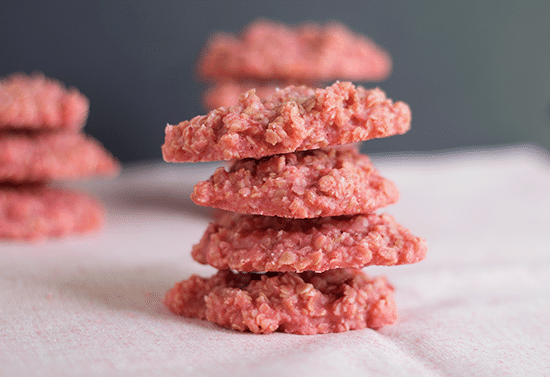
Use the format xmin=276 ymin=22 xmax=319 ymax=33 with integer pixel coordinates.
xmin=0 ymin=72 xmax=89 ymax=132
xmin=163 ymin=81 xmax=410 ymax=162
xmin=192 ymin=211 xmax=427 ymax=272
xmin=0 ymin=185 xmax=104 ymax=240
xmin=192 ymin=146 xmax=398 ymax=218
xmin=198 ymin=19 xmax=391 ymax=82
xmin=164 ymin=268 xmax=397 ymax=335
xmin=0 ymin=132 xmax=120 ymax=183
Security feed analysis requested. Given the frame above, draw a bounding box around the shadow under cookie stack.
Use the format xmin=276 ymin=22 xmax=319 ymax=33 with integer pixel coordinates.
xmin=0 ymin=73 xmax=120 ymax=240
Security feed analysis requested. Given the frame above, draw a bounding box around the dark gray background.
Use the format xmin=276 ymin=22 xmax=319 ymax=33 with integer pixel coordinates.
xmin=1 ymin=1 xmax=549 ymax=163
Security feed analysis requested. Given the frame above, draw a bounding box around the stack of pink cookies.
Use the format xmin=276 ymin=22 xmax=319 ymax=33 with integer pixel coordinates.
xmin=0 ymin=72 xmax=120 ymax=240
xmin=162 ymin=81 xmax=427 ymax=334
xmin=197 ymin=19 xmax=392 ymax=109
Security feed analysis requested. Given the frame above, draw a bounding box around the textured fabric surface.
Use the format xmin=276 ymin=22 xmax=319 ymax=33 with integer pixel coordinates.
xmin=1 ymin=145 xmax=549 ymax=376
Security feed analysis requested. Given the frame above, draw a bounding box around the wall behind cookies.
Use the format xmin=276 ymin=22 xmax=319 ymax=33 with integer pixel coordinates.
xmin=1 ymin=1 xmax=549 ymax=162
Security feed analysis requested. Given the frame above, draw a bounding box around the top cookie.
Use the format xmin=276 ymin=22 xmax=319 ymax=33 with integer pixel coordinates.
xmin=197 ymin=19 xmax=392 ymax=82
xmin=162 ymin=81 xmax=411 ymax=162
xmin=0 ymin=72 xmax=89 ymax=132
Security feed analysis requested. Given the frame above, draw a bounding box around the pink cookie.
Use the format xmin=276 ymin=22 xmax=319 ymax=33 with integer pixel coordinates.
xmin=198 ymin=19 xmax=392 ymax=82
xmin=0 ymin=72 xmax=89 ymax=132
xmin=192 ymin=211 xmax=427 ymax=272
xmin=192 ymin=147 xmax=398 ymax=218
xmin=165 ymin=268 xmax=397 ymax=334
xmin=0 ymin=184 xmax=104 ymax=240
xmin=163 ymin=81 xmax=410 ymax=162
xmin=0 ymin=132 xmax=120 ymax=183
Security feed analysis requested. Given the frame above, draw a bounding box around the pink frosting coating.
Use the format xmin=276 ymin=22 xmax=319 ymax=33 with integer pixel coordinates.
xmin=165 ymin=268 xmax=397 ymax=334
xmin=163 ymin=81 xmax=411 ymax=162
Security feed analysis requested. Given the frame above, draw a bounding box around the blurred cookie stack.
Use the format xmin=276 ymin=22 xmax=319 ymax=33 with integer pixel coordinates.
xmin=162 ymin=80 xmax=427 ymax=334
xmin=0 ymin=72 xmax=120 ymax=240
xmin=197 ymin=19 xmax=392 ymax=109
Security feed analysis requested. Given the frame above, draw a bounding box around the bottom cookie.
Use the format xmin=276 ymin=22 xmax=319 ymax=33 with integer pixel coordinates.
xmin=165 ymin=268 xmax=397 ymax=335
xmin=0 ymin=184 xmax=104 ymax=240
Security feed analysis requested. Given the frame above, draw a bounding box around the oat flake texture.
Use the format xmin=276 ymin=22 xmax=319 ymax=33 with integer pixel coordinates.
xmin=164 ymin=268 xmax=397 ymax=335
xmin=191 ymin=210 xmax=427 ymax=272
xmin=192 ymin=146 xmax=399 ymax=218
xmin=162 ymin=81 xmax=410 ymax=162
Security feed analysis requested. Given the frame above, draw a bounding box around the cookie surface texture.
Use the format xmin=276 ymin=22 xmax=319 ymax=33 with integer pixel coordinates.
xmin=0 ymin=185 xmax=104 ymax=240
xmin=192 ymin=146 xmax=398 ymax=218
xmin=0 ymin=72 xmax=89 ymax=131
xmin=0 ymin=132 xmax=120 ymax=183
xmin=198 ymin=19 xmax=392 ymax=82
xmin=162 ymin=81 xmax=411 ymax=162
xmin=191 ymin=211 xmax=427 ymax=272
xmin=164 ymin=268 xmax=397 ymax=334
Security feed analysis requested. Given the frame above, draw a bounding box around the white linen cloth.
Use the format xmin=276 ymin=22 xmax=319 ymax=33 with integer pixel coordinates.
xmin=1 ymin=144 xmax=549 ymax=376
